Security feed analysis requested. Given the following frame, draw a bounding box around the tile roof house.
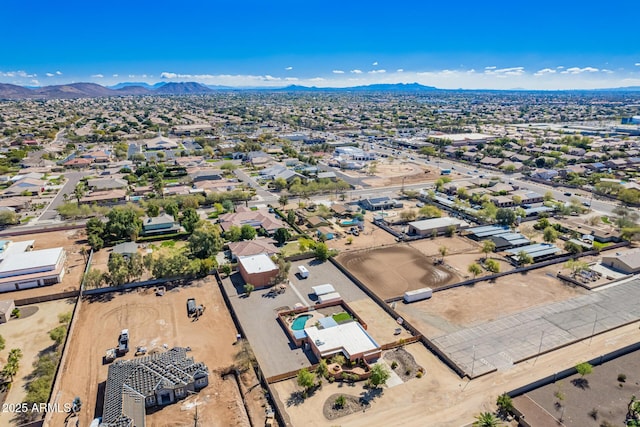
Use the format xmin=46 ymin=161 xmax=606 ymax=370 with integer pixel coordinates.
xmin=227 ymin=238 xmax=279 ymax=260
xmin=218 ymin=207 xmax=286 ymax=236
xmin=101 ymin=347 xmax=208 ymax=427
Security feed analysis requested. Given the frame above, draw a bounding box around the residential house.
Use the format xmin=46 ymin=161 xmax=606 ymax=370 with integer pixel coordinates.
xmin=102 ymin=347 xmax=208 ymax=427
xmin=531 ymin=169 xmax=559 ymax=180
xmin=237 ymin=253 xmax=279 ymax=287
xmin=87 ymin=177 xmax=129 ymax=191
xmin=63 ymin=157 xmax=92 ymax=168
xmin=0 ymin=177 xmax=46 ymax=198
xmin=360 ymin=197 xmax=403 ymax=211
xmin=144 ymin=135 xmax=180 ymax=151
xmin=141 ymin=213 xmax=182 ymax=236
xmin=227 ymin=238 xmax=279 ymax=261
xmin=307 ymin=216 xmax=330 ymax=228
xmin=479 ymin=157 xmax=504 ymax=168
xmin=601 ymin=249 xmax=640 ymax=274
xmin=80 ymin=189 xmax=127 ymax=205
xmin=0 ymin=240 xmax=66 ymax=293
xmin=218 ymin=207 xmax=286 ymax=236
xmin=111 ymin=242 xmax=139 ymax=259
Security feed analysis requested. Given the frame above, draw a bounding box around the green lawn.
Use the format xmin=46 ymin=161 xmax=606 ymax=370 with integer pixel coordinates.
xmin=280 ymin=242 xmax=303 ymax=257
xmin=160 ymin=240 xmax=176 ymax=248
xmin=601 ymin=216 xmax=611 ymax=224
xmin=332 ymin=312 xmax=352 ymax=323
xmin=593 ymin=241 xmax=613 ymax=250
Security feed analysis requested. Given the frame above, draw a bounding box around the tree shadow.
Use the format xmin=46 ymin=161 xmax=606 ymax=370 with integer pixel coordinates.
xmin=571 ymin=378 xmax=590 ymax=389
xmin=286 ymin=391 xmax=306 ymax=407
xmin=359 ymin=387 xmax=383 ymax=404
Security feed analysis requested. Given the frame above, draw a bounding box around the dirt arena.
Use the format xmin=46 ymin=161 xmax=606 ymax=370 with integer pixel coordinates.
xmin=397 ymin=264 xmax=586 ymax=337
xmin=49 ymin=279 xmax=263 ymax=427
xmin=0 ymin=229 xmax=87 ymax=300
xmin=335 ymin=244 xmax=461 ymax=300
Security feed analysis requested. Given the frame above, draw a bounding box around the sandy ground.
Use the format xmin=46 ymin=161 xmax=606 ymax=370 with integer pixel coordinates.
xmin=397 ymin=265 xmax=586 ymax=337
xmin=0 ymin=299 xmax=75 ymax=427
xmin=0 ymin=230 xmax=87 ymax=301
xmin=335 ymin=245 xmax=461 ymax=300
xmin=327 ymin=223 xmax=398 ymax=252
xmin=274 ymin=321 xmax=640 ymax=427
xmin=361 ymin=162 xmax=437 ymax=187
xmin=48 ymin=279 xmax=256 ymax=427
xmin=346 ymin=299 xmax=413 ymax=345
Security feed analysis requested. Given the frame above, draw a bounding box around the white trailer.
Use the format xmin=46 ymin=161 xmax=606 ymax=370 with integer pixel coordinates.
xmin=297 ymin=265 xmax=309 ymax=279
xmin=403 ymin=287 xmax=433 ymax=303
xmin=311 ymin=284 xmax=335 ymax=296
xmin=317 ymin=292 xmax=341 ymax=304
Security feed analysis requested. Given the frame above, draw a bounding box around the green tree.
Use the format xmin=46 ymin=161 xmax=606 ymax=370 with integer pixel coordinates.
xmin=575 ymin=362 xmax=593 ymax=377
xmin=543 ymin=226 xmax=558 ymax=243
xmin=164 ymin=201 xmax=179 ymax=219
xmin=496 ymin=393 xmax=514 ymax=418
xmin=565 ymin=259 xmax=589 ymax=277
xmin=83 ymin=268 xmax=105 ymax=289
xmin=188 ymin=223 xmax=223 ymax=259
xmin=152 ymin=175 xmax=164 ymax=198
xmin=49 ymin=325 xmax=67 ymax=346
xmin=273 ymin=177 xmax=288 ymax=192
xmin=220 ymin=263 xmax=232 ymax=277
xmin=564 ymin=240 xmax=583 ymax=254
xmin=316 ymin=359 xmax=328 ymax=380
xmin=419 ymin=205 xmax=442 ymax=218
xmin=473 ymin=412 xmax=501 ymax=427
xmin=146 ymin=202 xmax=160 ymax=217
xmin=287 ymin=209 xmax=296 ymax=225
xmin=468 ymin=263 xmax=482 ymax=278
xmin=274 ymin=228 xmax=291 ymax=245
xmin=334 ymin=395 xmax=346 ymax=409
xmin=438 ymin=246 xmax=448 ymax=262
xmin=0 ymin=210 xmax=19 ymax=226
xmin=297 ymin=367 xmax=316 ymax=393
xmin=105 ymin=206 xmax=142 ymax=242
xmin=225 ymin=225 xmax=242 ymax=242
xmin=495 ymin=208 xmax=516 ymax=226
xmin=180 ymin=208 xmax=200 ymax=234
xmin=400 ymin=209 xmax=417 ymax=221
xmin=107 ymin=253 xmax=129 ymax=286
xmin=482 ymin=240 xmax=496 ymax=260
xmin=87 ymin=233 xmax=104 ymax=251
xmin=368 ymin=363 xmax=391 ymax=389
xmin=544 ymin=191 xmax=554 ymax=202
xmin=240 ymin=224 xmax=257 ymax=240
xmin=517 ymin=250 xmax=533 ymax=266
xmin=330 ymin=353 xmax=346 ymax=366
xmin=485 ymin=259 xmax=500 ymax=273
xmin=314 ymin=242 xmax=330 ymax=262
xmin=243 ymin=283 xmax=255 ymax=296
xmin=0 ymin=334 xmax=5 ymax=351
xmin=278 ymin=194 xmax=289 ymax=209
xmin=73 ymin=182 xmax=86 ymax=204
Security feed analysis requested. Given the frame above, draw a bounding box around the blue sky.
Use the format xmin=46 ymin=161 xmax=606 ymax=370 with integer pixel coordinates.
xmin=2 ymin=0 xmax=640 ymax=89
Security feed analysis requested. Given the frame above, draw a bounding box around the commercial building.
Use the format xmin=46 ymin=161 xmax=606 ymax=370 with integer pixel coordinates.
xmin=0 ymin=240 xmax=66 ymax=293
xmin=102 ymin=347 xmax=208 ymax=427
xmin=237 ymin=253 xmax=279 ymax=288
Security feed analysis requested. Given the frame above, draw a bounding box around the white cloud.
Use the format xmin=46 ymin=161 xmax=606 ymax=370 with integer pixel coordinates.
xmin=635 ymin=63 xmax=640 ymax=66
xmin=285 ymin=66 xmax=293 ymax=70
xmin=350 ymin=69 xmax=363 ymax=74
xmin=30 ymin=79 xmax=39 ymax=86
xmin=332 ymin=70 xmax=345 ymax=74
xmin=56 ymin=71 xmax=62 ymax=75
xmin=485 ymin=66 xmax=497 ymax=70
xmin=309 ymin=77 xmax=325 ymax=82
xmin=396 ymin=69 xmax=404 ymax=73
xmin=160 ymin=72 xmax=178 ymax=79
xmin=46 ymin=73 xmax=55 ymax=77
xmin=557 ymin=66 xmax=564 ymax=69
xmin=534 ymin=68 xmax=556 ymax=77
xmin=484 ymin=67 xmax=525 ymax=77
xmin=560 ymin=67 xmax=599 ymax=74
xmin=112 ymin=74 xmax=119 ymax=78
xmin=285 ymin=77 xmax=299 ymax=81
xmin=372 ymin=62 xmax=378 ymax=66
xmin=128 ymin=74 xmax=136 ymax=78
xmin=91 ymin=74 xmax=104 ymax=78
xmin=602 ymin=69 xmax=614 ymax=74
xmin=264 ymin=75 xmax=281 ymax=81
xmin=369 ymin=69 xmax=386 ymax=74
xmin=0 ymin=70 xmax=36 ymax=78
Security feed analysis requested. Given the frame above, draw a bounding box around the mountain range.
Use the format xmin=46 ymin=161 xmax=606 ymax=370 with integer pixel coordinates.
xmin=1 ymin=81 xmax=640 ymax=100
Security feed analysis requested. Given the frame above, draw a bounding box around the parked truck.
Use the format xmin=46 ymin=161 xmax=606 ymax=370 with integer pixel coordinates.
xmin=187 ymin=298 xmax=197 ymax=317
xmin=117 ymin=329 xmax=129 ymax=356
xmin=297 ymin=265 xmax=309 ymax=279
xmin=403 ymin=287 xmax=433 ymax=303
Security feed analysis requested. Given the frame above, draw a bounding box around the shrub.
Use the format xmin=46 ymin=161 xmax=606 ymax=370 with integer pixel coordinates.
xmin=405 ymin=369 xmax=411 ymax=376
xmin=416 ymin=371 xmax=423 ymax=378
xmin=334 ymin=395 xmax=346 ymax=409
xmin=391 ymin=361 xmax=398 ymax=369
xmin=11 ymin=308 xmax=20 ymax=318
xmin=618 ymin=373 xmax=626 ymax=383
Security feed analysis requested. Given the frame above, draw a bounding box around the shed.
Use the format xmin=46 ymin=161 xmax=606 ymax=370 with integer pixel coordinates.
xmin=0 ymin=300 xmax=15 ymax=323
xmin=311 ymin=284 xmax=335 ymax=296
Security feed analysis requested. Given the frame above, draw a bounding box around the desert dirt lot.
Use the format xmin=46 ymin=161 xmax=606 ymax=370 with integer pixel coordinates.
xmin=397 ymin=264 xmax=587 ymax=337
xmin=49 ymin=279 xmax=265 ymax=427
xmin=335 ymin=244 xmax=461 ymax=300
xmin=327 ymin=222 xmax=398 ymax=252
xmin=0 ymin=299 xmax=74 ymax=427
xmin=273 ymin=321 xmax=640 ymax=427
xmin=0 ymin=229 xmax=87 ymax=301
xmin=361 ymin=162 xmax=438 ymax=187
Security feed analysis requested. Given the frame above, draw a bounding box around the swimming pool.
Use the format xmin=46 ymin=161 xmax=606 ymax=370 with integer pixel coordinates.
xmin=291 ymin=314 xmax=312 ymax=331
xmin=340 ymin=219 xmax=359 ymax=226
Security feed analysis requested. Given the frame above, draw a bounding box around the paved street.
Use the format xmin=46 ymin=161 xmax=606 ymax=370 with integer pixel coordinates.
xmin=37 ymin=171 xmax=89 ymax=222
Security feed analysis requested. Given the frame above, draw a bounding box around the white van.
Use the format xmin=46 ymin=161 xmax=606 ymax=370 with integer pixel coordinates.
xmin=297 ymin=265 xmax=309 ymax=279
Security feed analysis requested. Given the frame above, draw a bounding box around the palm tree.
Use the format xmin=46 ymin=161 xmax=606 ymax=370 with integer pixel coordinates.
xmin=473 ymin=412 xmax=501 ymax=427
xmin=278 ymin=194 xmax=289 ymax=210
